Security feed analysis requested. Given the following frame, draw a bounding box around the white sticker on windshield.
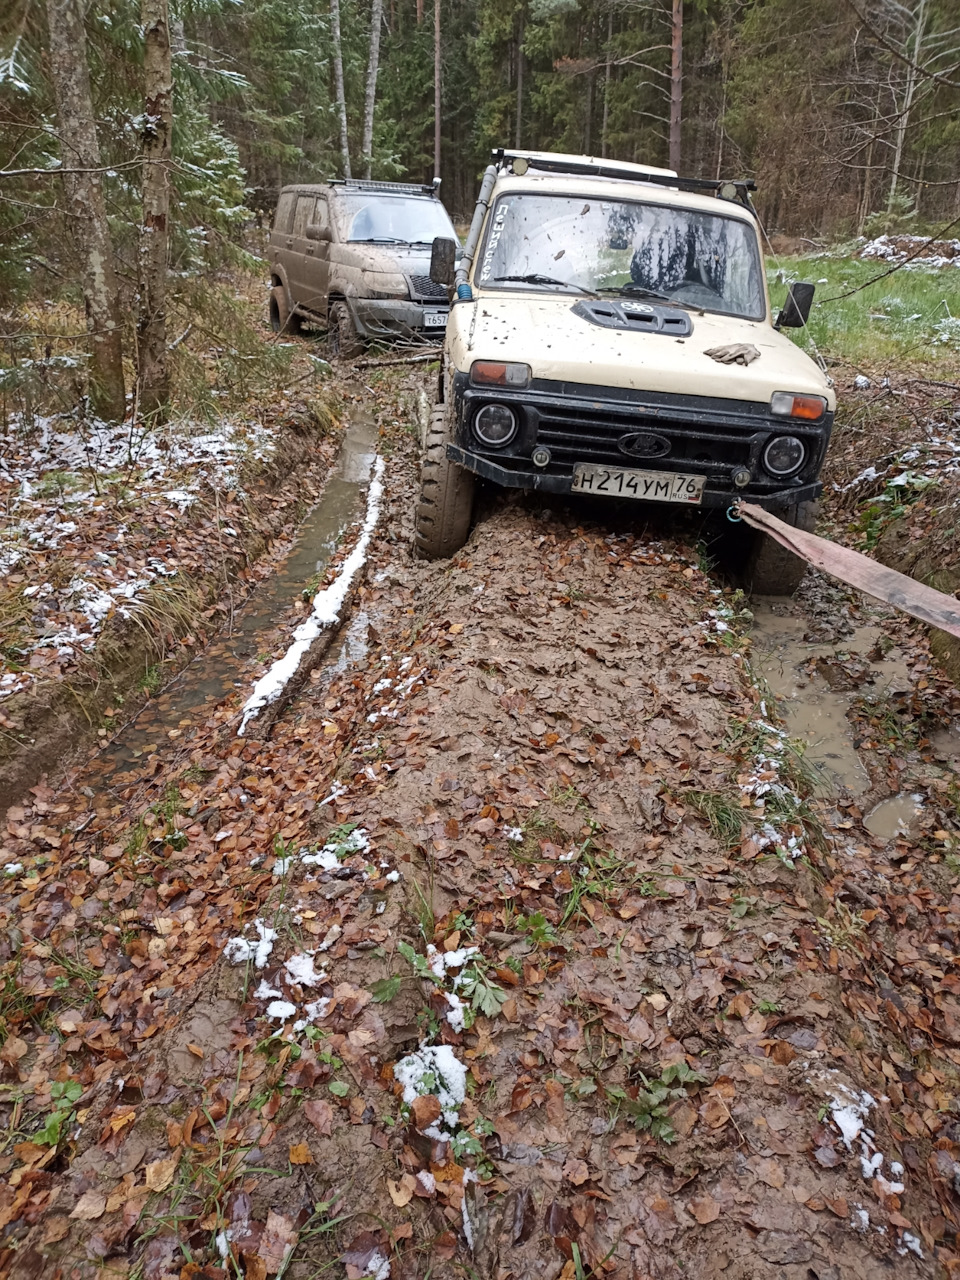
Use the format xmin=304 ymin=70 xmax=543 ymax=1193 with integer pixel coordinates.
xmin=480 ymin=202 xmax=510 ymax=283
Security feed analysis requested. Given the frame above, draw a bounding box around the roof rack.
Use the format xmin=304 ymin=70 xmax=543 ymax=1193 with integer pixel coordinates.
xmin=328 ymin=177 xmax=442 ymax=197
xmin=492 ymin=149 xmax=757 ymax=212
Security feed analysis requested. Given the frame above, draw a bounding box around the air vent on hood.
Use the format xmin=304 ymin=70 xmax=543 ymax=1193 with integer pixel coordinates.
xmin=571 ymin=299 xmax=693 ymax=337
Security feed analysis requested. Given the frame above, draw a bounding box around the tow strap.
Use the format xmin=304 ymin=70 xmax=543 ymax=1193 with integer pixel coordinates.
xmin=737 ymin=501 xmax=960 ymax=641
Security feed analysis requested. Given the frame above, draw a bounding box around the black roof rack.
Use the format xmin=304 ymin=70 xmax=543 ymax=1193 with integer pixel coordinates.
xmin=328 ymin=177 xmax=442 ymax=197
xmin=491 ymin=149 xmax=757 ymax=213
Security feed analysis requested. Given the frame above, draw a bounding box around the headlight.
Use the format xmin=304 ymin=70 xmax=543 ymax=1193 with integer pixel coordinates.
xmin=474 ymin=404 xmax=517 ymax=446
xmin=763 ymin=435 xmax=806 ymax=477
xmin=360 ymin=270 xmax=408 ymax=298
xmin=470 ymin=361 xmax=530 ymax=388
xmin=770 ymin=392 xmax=826 ymax=420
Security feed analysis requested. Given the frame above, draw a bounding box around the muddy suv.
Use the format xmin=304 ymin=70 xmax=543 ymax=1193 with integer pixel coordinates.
xmin=415 ymin=149 xmax=836 ymax=593
xmin=268 ymin=178 xmax=459 ymax=354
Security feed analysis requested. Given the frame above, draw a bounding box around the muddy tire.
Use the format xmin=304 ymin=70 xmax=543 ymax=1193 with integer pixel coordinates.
xmin=743 ymin=499 xmax=818 ymax=595
xmin=269 ymin=285 xmax=302 ymax=335
xmin=415 ymin=404 xmax=475 ymax=560
xmin=329 ymin=301 xmax=363 ymax=358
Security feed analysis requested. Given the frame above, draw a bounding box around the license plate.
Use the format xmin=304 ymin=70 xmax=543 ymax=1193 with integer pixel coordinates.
xmin=571 ymin=463 xmax=705 ymax=504
xmin=423 ymin=311 xmax=448 ymax=327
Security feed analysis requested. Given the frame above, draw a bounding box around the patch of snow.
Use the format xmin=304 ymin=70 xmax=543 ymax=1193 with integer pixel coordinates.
xmin=3 ymin=863 xmax=23 ymax=876
xmin=385 ymin=869 xmax=401 ymax=883
xmin=899 ymin=1232 xmax=924 ymax=1258
xmin=851 ymin=1207 xmax=869 ymax=1231
xmin=265 ymin=999 xmax=298 ymax=1021
xmin=365 ymin=1251 xmax=391 ymax=1280
xmin=223 ymin=919 xmax=277 ymax=968
xmin=393 ymin=1043 xmax=467 ymax=1140
xmin=272 ymin=856 xmax=293 ymax=877
xmin=316 ymin=923 xmax=342 ymax=952
xmin=427 ymin=944 xmax=479 ymax=986
xmin=283 ymin=952 xmax=325 ymax=987
xmin=237 ymin=458 xmax=386 ymax=735
xmin=443 ymin=991 xmax=468 ymax=1032
xmin=416 ymin=1169 xmax=436 ymax=1194
xmin=503 ymin=826 xmax=523 ymax=843
xmin=253 ymin=979 xmax=281 ymax=1000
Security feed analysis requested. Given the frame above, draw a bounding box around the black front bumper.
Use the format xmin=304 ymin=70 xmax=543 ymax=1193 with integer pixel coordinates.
xmin=447 ymin=445 xmax=822 ymax=510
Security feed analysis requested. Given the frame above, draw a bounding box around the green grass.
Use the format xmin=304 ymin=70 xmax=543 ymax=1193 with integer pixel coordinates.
xmin=767 ymin=254 xmax=960 ymax=369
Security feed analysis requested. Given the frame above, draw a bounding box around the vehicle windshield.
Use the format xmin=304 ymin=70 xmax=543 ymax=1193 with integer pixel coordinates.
xmin=337 ymin=195 xmax=457 ymax=244
xmin=477 ymin=192 xmax=765 ymax=319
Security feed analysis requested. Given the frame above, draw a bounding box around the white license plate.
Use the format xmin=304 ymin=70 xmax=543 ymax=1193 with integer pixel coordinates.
xmin=423 ymin=311 xmax=448 ymax=327
xmin=571 ymin=463 xmax=705 ymax=504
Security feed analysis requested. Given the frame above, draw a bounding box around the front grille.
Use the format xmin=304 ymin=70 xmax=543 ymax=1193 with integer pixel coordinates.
xmin=410 ymin=275 xmax=448 ymax=301
xmin=535 ymin=404 xmax=754 ymax=473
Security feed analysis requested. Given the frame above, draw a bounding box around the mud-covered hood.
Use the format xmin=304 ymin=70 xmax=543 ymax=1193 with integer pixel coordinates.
xmin=449 ymin=292 xmax=835 ymax=408
xmin=332 ymin=243 xmax=434 ymax=274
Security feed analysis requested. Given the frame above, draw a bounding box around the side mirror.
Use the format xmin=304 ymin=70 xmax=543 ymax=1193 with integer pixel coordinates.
xmin=429 ymin=236 xmax=457 ymax=286
xmin=776 ymin=281 xmax=815 ymax=329
xmin=306 ymin=224 xmax=332 ymax=243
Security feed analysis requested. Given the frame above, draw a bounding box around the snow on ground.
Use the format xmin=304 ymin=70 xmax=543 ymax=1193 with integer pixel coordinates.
xmin=0 ymin=413 xmax=275 ymax=697
xmin=238 ymin=457 xmax=386 ymax=734
xmin=860 ymin=234 xmax=960 ymax=269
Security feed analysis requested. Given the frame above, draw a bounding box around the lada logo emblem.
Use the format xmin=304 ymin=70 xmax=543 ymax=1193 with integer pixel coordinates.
xmin=618 ymin=431 xmax=671 ymax=459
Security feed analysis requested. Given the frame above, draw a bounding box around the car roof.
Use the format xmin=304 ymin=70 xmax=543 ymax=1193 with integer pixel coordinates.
xmin=490 ymin=170 xmax=757 ymax=223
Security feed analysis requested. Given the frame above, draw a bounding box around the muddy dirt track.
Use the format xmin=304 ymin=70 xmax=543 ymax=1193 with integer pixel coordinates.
xmin=2 ymin=373 xmax=960 ymax=1279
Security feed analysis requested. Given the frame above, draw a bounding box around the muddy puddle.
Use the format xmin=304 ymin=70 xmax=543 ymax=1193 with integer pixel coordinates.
xmin=749 ymin=596 xmax=913 ymax=798
xmin=94 ymin=414 xmax=378 ymax=774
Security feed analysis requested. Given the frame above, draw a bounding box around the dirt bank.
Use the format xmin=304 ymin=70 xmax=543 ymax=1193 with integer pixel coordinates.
xmin=0 ymin=399 xmax=341 ymax=813
xmin=1 ymin=371 xmax=958 ymax=1279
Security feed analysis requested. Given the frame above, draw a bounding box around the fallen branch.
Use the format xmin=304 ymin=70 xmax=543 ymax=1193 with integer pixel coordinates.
xmin=354 ymin=350 xmax=441 ymax=370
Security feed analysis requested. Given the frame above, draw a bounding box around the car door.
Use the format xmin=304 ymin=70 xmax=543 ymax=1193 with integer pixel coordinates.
xmin=270 ymin=191 xmax=296 ymax=292
xmin=301 ymin=196 xmax=332 ymax=319
xmin=288 ymin=193 xmax=318 ymax=308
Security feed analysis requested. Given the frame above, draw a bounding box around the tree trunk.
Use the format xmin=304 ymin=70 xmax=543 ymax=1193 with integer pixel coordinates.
xmin=137 ymin=0 xmax=173 ymax=424
xmin=888 ymin=0 xmax=926 ymax=210
xmin=45 ymin=0 xmax=125 ymax=421
xmin=433 ymin=0 xmax=441 ymax=179
xmin=515 ymin=13 xmax=524 ymax=148
xmin=668 ymin=0 xmax=682 ymax=173
xmin=362 ymin=0 xmax=384 ymax=178
xmin=601 ymin=10 xmax=612 ymax=158
xmin=331 ymin=0 xmax=352 ymax=178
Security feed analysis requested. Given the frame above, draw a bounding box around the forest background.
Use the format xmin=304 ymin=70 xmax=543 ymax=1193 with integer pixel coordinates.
xmin=1 ymin=0 xmax=959 ymax=423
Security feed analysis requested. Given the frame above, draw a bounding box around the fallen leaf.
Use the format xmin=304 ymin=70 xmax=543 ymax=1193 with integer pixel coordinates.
xmin=387 ymin=1174 xmax=415 ymax=1207
xmin=42 ymin=1215 xmax=71 ymax=1244
xmin=303 ymin=1099 xmax=333 ymax=1137
xmin=410 ymin=1094 xmax=441 ymax=1133
xmin=145 ymin=1156 xmax=179 ymax=1193
xmin=689 ymin=1194 xmax=720 ymax=1225
xmin=70 ymin=1190 xmax=107 ymax=1221
xmin=699 ymin=1094 xmax=730 ymax=1129
xmin=288 ymin=1143 xmax=313 ymax=1165
xmin=258 ymin=1210 xmax=298 ymax=1273
xmin=0 ymin=1036 xmax=28 ymax=1064
xmin=186 ymin=1043 xmax=204 ymax=1059
xmin=563 ymin=1157 xmax=590 ymax=1186
xmin=750 ymin=1156 xmax=785 ymax=1189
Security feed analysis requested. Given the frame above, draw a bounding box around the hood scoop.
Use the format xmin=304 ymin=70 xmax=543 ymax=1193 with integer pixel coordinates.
xmin=572 ymin=298 xmax=693 ymax=338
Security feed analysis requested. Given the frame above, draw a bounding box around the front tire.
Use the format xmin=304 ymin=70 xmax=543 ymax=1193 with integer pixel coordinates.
xmin=328 ymin=301 xmax=362 ymax=358
xmin=269 ymin=285 xmax=302 ymax=335
xmin=415 ymin=404 xmax=475 ymax=560
xmin=743 ymin=499 xmax=818 ymax=595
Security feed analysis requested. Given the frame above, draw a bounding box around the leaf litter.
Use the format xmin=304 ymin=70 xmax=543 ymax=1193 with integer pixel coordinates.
xmin=0 ymin=369 xmax=956 ymax=1277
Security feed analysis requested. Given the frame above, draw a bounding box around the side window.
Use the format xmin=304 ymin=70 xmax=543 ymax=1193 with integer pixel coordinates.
xmin=314 ymin=198 xmax=330 ymax=235
xmin=274 ymin=192 xmax=295 ymax=235
xmin=293 ymin=195 xmax=317 ymax=238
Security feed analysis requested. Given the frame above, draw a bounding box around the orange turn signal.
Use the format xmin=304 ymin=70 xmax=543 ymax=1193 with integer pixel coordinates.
xmin=770 ymin=392 xmax=826 ymax=420
xmin=470 ymin=361 xmax=530 ymax=388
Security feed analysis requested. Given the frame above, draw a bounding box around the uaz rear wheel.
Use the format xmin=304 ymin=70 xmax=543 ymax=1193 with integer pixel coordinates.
xmin=414 ymin=403 xmax=475 ymax=560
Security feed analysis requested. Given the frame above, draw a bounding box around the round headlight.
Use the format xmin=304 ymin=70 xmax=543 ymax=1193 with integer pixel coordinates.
xmin=474 ymin=404 xmax=517 ymax=447
xmin=763 ymin=435 xmax=805 ymax=477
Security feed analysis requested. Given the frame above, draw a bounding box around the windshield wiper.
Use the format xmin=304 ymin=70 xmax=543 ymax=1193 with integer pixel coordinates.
xmin=494 ymin=274 xmax=599 ymax=298
xmin=598 ymin=284 xmax=672 ymax=302
xmin=351 ymin=236 xmax=405 ymax=244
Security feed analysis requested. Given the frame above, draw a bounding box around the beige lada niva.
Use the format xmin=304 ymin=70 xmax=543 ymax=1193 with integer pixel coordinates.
xmin=415 ymin=149 xmax=835 ymax=593
xmin=267 ymin=178 xmax=458 ymax=355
